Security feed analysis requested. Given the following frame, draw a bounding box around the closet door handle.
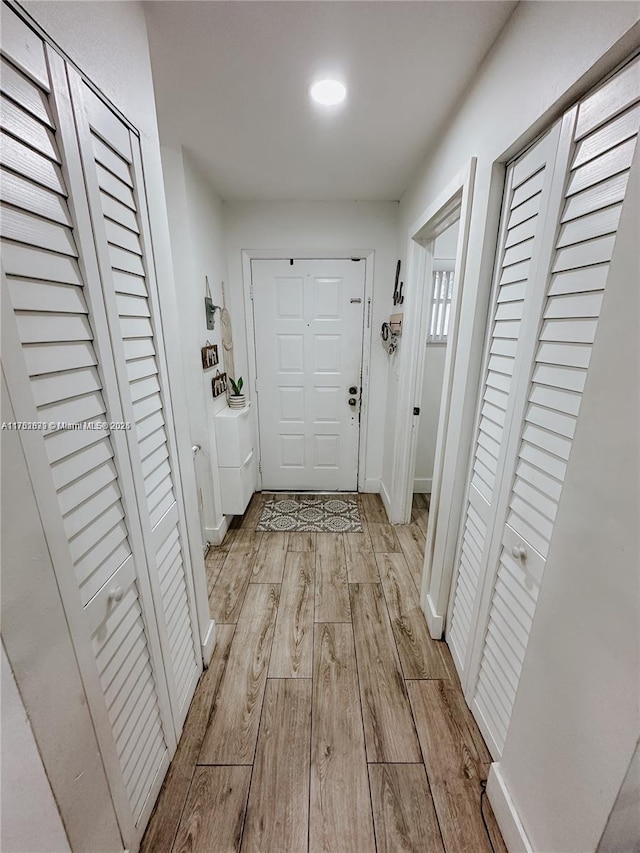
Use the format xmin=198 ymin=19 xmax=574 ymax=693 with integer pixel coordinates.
xmin=511 ymin=545 xmax=527 ymax=561
xmin=108 ymin=586 xmax=124 ymax=603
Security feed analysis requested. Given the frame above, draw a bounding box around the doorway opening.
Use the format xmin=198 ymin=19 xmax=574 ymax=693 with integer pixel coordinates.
xmin=412 ymin=220 xmax=460 ymax=508
xmin=389 ymin=160 xmax=476 ymax=637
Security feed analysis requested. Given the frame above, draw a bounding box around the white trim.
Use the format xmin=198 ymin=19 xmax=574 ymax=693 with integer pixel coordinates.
xmin=390 ymin=160 xmax=475 ymax=525
xmin=200 ymin=620 xmax=216 ymax=666
xmin=379 ymin=478 xmax=393 ymax=522
xmin=363 ymin=477 xmax=380 ymax=493
xmin=413 ymin=477 xmax=432 ymax=493
xmin=205 ymin=513 xmax=230 ymax=546
xmin=472 ymin=695 xmax=503 ymax=761
xmin=423 ymin=593 xmax=444 ymax=639
xmin=487 ymin=763 xmax=534 ymax=853
xmin=242 ymin=248 xmax=374 ymax=493
xmin=386 ymin=160 xmax=478 ymax=642
xmin=443 ymin=159 xmax=514 ymax=653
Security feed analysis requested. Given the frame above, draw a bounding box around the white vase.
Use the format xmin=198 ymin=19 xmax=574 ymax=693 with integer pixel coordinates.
xmin=228 ymin=394 xmax=246 ymax=409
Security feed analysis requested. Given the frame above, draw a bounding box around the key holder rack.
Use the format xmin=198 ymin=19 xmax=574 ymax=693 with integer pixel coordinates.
xmin=381 ymin=321 xmax=399 ymax=355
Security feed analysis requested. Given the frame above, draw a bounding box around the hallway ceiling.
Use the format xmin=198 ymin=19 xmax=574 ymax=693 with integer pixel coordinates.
xmin=144 ymin=1 xmax=517 ymax=201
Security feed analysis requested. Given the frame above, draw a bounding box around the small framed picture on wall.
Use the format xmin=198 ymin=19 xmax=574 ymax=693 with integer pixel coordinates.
xmin=201 ymin=343 xmax=219 ymax=370
xmin=212 ymin=371 xmax=227 ymax=398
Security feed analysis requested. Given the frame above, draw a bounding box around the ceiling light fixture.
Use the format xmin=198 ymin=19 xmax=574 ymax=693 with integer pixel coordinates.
xmin=310 ymin=79 xmax=347 ymax=106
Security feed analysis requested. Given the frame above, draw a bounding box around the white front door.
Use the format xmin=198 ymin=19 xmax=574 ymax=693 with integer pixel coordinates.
xmin=251 ymin=258 xmax=365 ymax=490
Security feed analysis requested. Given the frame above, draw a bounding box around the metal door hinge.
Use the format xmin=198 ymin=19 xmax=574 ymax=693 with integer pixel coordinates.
xmin=250 ymin=283 xmax=254 ymax=300
xmin=258 ymin=460 xmax=262 ymax=473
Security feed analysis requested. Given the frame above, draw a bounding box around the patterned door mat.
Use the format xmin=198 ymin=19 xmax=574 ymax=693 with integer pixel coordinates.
xmin=256 ymin=496 xmax=362 ymax=532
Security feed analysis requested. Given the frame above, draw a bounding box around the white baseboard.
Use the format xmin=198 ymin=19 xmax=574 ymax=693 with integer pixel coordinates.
xmin=487 ymin=763 xmax=533 ymax=853
xmin=379 ymin=480 xmax=393 ymax=523
xmin=200 ymin=619 xmax=216 ymax=667
xmin=362 ymin=478 xmax=380 ymax=493
xmin=205 ymin=514 xmax=230 ymax=546
xmin=413 ymin=477 xmax=432 ymax=493
xmin=423 ymin=592 xmax=444 ymax=639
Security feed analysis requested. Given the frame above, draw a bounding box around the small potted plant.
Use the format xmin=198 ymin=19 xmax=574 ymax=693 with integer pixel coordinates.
xmin=228 ymin=376 xmax=245 ymax=409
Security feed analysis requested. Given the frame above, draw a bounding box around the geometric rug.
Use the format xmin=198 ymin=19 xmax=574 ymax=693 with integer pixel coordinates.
xmin=256 ymin=495 xmax=362 ymax=533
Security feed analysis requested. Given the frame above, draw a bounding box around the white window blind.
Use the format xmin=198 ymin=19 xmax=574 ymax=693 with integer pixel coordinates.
xmin=427 ymin=268 xmax=454 ymax=343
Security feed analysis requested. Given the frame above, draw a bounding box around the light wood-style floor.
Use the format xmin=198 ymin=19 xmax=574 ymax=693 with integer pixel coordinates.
xmin=142 ymin=493 xmax=506 ymax=853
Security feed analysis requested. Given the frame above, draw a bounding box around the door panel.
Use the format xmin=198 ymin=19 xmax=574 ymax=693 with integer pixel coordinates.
xmin=472 ymin=69 xmax=639 ymax=755
xmin=69 ymin=74 xmax=201 ymax=729
xmin=446 ymin=56 xmax=639 ymax=760
xmin=447 ymin=124 xmax=562 ymax=673
xmin=0 ymin=35 xmax=173 ymax=843
xmin=252 ymin=259 xmax=365 ymax=490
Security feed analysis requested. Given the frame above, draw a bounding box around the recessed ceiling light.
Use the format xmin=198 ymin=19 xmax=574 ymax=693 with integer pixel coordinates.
xmin=310 ymin=79 xmax=347 ymax=106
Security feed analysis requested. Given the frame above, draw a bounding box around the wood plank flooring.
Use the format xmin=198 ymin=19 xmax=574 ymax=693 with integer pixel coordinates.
xmin=142 ymin=493 xmax=506 ymax=853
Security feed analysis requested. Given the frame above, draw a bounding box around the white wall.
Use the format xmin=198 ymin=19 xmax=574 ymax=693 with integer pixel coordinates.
xmin=414 ymin=222 xmax=458 ymax=492
xmin=1 ymin=646 xmax=70 ymax=853
xmin=386 ymin=2 xmax=640 ymax=516
xmin=161 ymin=145 xmax=230 ymax=543
xmin=24 ymin=0 xmax=159 ymax=138
xmin=386 ymin=2 xmax=640 ymax=849
xmin=224 ymin=200 xmax=398 ymax=491
xmin=414 ymin=345 xmax=446 ymax=491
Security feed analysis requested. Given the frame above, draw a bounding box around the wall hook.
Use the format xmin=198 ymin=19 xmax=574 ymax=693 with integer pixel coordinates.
xmin=205 ymin=275 xmax=222 ymax=329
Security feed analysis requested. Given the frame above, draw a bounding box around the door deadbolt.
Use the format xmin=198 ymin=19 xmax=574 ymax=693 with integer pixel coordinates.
xmin=348 ymin=397 xmax=357 ymax=407
xmin=349 ymin=386 xmax=358 ymax=394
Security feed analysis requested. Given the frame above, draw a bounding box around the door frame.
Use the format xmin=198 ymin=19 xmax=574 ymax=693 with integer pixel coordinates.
xmin=388 ymin=159 xmax=478 ymax=637
xmin=242 ymin=249 xmax=374 ymax=492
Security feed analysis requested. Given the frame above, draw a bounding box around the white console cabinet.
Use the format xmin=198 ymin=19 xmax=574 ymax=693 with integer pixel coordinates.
xmin=214 ymin=404 xmax=257 ymax=515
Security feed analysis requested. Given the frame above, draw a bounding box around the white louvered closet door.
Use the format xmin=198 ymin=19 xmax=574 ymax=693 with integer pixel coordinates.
xmin=67 ymin=72 xmax=201 ymax=729
xmin=470 ymin=58 xmax=640 ymax=758
xmin=447 ymin=123 xmax=563 ymax=676
xmin=0 ymin=21 xmax=174 ymax=846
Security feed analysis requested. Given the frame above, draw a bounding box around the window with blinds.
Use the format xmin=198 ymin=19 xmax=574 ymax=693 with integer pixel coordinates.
xmin=427 ymin=268 xmax=455 ymax=343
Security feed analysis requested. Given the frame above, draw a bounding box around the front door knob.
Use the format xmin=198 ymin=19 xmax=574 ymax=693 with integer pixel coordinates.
xmin=349 ymin=386 xmax=358 ymax=395
xmin=348 ymin=397 xmax=357 ymax=407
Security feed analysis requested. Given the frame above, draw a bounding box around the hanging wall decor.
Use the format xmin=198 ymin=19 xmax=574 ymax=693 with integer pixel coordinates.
xmin=392 ymin=259 xmax=404 ymax=305
xmin=219 ymin=280 xmax=235 ymax=380
xmin=212 ymin=370 xmax=228 ymax=398
xmin=201 ymin=342 xmax=219 ymax=370
xmin=204 ymin=275 xmax=221 ymax=330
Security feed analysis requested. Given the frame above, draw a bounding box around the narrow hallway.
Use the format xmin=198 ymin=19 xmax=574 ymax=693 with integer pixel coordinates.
xmin=142 ymin=495 xmax=506 ymax=852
